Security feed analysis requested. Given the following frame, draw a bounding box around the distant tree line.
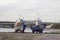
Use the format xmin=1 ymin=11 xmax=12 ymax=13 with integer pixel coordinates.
xmin=51 ymin=23 xmax=60 ymax=29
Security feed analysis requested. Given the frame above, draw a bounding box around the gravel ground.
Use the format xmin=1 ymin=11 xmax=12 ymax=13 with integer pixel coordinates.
xmin=0 ymin=33 xmax=60 ymax=40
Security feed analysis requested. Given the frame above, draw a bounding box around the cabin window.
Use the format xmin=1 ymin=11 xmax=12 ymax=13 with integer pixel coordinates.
xmin=4 ymin=25 xmax=13 ymax=28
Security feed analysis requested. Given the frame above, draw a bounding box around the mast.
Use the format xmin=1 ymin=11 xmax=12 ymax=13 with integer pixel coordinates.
xmin=37 ymin=12 xmax=40 ymax=21
xmin=37 ymin=11 xmax=42 ymax=25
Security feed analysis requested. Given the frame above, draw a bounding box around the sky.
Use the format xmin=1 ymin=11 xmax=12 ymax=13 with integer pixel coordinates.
xmin=0 ymin=0 xmax=60 ymax=22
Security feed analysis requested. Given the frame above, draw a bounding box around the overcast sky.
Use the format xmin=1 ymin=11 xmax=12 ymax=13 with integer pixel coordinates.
xmin=0 ymin=0 xmax=60 ymax=22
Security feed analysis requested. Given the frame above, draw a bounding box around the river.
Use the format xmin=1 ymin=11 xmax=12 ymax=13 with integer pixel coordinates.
xmin=0 ymin=28 xmax=60 ymax=33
